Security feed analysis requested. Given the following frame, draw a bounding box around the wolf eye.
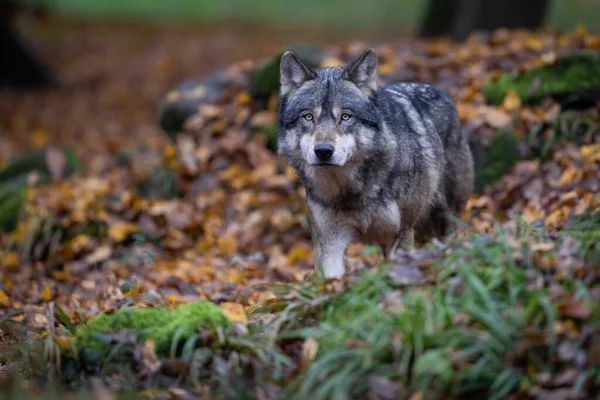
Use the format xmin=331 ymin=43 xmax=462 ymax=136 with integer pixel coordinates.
xmin=304 ymin=113 xmax=313 ymax=121
xmin=341 ymin=113 xmax=352 ymax=121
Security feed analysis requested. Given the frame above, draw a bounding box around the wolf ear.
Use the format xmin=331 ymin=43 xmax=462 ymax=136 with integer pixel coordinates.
xmin=280 ymin=51 xmax=316 ymax=96
xmin=343 ymin=48 xmax=378 ymax=97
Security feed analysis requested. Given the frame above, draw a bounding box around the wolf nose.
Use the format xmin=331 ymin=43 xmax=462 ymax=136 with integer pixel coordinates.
xmin=314 ymin=144 xmax=334 ymax=161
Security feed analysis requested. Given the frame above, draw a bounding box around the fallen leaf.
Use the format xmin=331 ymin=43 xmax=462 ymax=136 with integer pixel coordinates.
xmin=220 ymin=302 xmax=248 ymax=326
xmin=45 ymin=146 xmax=67 ymax=181
xmin=41 ymin=283 xmax=52 ymax=302
xmin=108 ymin=222 xmax=138 ymax=242
xmin=502 ymin=90 xmax=521 ymax=112
xmin=138 ymin=338 xmax=161 ymax=378
xmin=86 ymin=245 xmax=112 ymax=264
xmin=301 ymin=337 xmax=319 ymax=367
xmin=531 ymin=242 xmax=555 ymax=252
xmin=3 ymin=252 xmax=19 ymax=271
xmin=558 ymin=298 xmax=592 ymax=320
xmin=485 ymin=108 xmax=512 ymax=128
xmin=0 ymin=290 xmax=9 ymax=308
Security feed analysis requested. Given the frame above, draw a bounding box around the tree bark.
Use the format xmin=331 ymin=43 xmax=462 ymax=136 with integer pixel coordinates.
xmin=418 ymin=0 xmax=550 ymax=41
xmin=0 ymin=0 xmax=55 ymax=89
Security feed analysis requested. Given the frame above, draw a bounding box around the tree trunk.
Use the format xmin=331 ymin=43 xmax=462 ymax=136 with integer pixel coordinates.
xmin=0 ymin=0 xmax=54 ymax=89
xmin=418 ymin=0 xmax=550 ymax=41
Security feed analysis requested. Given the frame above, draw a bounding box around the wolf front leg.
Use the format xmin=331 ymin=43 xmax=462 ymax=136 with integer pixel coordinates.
xmin=398 ymin=206 xmax=422 ymax=250
xmin=308 ymin=202 xmax=354 ymax=279
xmin=314 ymin=228 xmax=354 ymax=279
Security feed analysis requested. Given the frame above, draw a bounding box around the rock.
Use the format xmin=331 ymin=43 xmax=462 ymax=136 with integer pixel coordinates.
xmin=75 ymin=301 xmax=231 ymax=358
xmin=0 ymin=146 xmax=82 ymax=233
xmin=157 ymin=69 xmax=238 ymax=141
xmin=0 ymin=145 xmax=82 ymax=185
xmin=249 ymin=44 xmax=322 ymax=106
xmin=483 ymin=51 xmax=600 ymax=107
xmin=470 ymin=129 xmax=520 ymax=192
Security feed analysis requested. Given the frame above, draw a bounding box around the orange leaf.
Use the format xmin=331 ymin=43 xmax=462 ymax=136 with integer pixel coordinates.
xmin=501 ymin=90 xmax=521 ymax=112
xmin=108 ymin=222 xmax=138 ymax=242
xmin=41 ymin=283 xmax=52 ymax=302
xmin=581 ymin=144 xmax=600 ymax=164
xmin=558 ymin=168 xmax=583 ymax=187
xmin=0 ymin=289 xmax=9 ymax=308
xmin=220 ymin=302 xmax=248 ymax=326
xmin=3 ymin=252 xmax=19 ymax=271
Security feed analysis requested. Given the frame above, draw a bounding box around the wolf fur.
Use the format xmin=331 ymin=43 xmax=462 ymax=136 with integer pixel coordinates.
xmin=277 ymin=49 xmax=474 ymax=279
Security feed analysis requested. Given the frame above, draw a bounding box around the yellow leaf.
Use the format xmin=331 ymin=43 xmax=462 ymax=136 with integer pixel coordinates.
xmin=558 ymin=168 xmax=583 ymax=187
xmin=3 ymin=252 xmax=19 ymax=271
xmin=31 ymin=127 xmax=49 ymax=148
xmin=41 ymin=283 xmax=52 ymax=302
xmin=235 ymin=91 xmax=252 ymax=105
xmin=54 ymin=335 xmax=73 ymax=351
xmin=576 ymin=23 xmax=588 ymax=39
xmin=581 ymin=144 xmax=600 ymax=164
xmin=0 ymin=290 xmax=9 ymax=308
xmin=524 ymin=36 xmax=544 ymax=51
xmin=320 ymin=58 xmax=344 ymax=68
xmin=377 ymin=62 xmax=396 ymax=75
xmin=531 ymin=242 xmax=555 ymax=252
xmin=220 ymin=302 xmax=248 ymax=326
xmin=108 ymin=222 xmax=138 ymax=242
xmin=301 ymin=337 xmax=319 ymax=365
xmin=545 ymin=208 xmax=567 ymax=230
xmin=286 ymin=246 xmax=312 ymax=265
xmin=408 ymin=392 xmax=423 ymax=400
xmin=501 ymin=90 xmax=521 ymax=112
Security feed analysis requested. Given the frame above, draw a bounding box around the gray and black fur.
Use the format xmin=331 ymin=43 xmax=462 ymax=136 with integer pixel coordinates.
xmin=277 ymin=49 xmax=474 ymax=279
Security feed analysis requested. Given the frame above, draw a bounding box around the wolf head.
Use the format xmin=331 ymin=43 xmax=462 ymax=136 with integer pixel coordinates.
xmin=277 ymin=49 xmax=381 ymax=172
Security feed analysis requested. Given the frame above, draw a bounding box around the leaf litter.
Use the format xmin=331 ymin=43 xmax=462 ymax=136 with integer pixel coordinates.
xmin=0 ymin=17 xmax=599 ymax=400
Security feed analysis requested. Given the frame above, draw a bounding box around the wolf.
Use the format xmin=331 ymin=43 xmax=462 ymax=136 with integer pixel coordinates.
xmin=277 ymin=48 xmax=474 ymax=279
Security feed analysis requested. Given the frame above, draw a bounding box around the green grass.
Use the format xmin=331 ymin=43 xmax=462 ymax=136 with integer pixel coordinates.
xmin=3 ymin=215 xmax=599 ymax=399
xmin=18 ymin=0 xmax=600 ymax=33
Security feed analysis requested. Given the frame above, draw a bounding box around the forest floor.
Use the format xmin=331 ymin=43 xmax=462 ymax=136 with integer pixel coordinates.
xmin=0 ymin=15 xmax=599 ymax=400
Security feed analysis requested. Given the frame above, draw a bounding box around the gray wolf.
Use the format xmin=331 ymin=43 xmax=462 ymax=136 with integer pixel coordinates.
xmin=277 ymin=48 xmax=474 ymax=279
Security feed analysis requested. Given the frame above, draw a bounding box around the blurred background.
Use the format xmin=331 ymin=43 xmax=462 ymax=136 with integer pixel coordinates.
xmin=1 ymin=0 xmax=599 ymax=173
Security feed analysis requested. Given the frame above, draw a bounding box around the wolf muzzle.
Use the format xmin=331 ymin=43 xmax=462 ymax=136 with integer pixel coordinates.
xmin=314 ymin=143 xmax=335 ymax=165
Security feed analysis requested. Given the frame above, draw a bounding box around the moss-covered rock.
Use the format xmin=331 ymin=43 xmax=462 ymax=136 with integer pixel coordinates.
xmin=75 ymin=301 xmax=231 ymax=357
xmin=471 ymin=129 xmax=521 ymax=193
xmin=0 ymin=146 xmax=82 ymax=233
xmin=483 ymin=52 xmax=600 ymax=107
xmin=0 ymin=145 xmax=82 ymax=185
xmin=249 ymin=44 xmax=321 ymax=106
xmin=156 ymin=69 xmax=232 ymax=141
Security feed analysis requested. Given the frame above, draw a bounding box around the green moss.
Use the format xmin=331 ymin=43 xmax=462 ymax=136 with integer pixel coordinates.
xmin=75 ymin=301 xmax=231 ymax=356
xmin=249 ymin=44 xmax=321 ymax=105
xmin=474 ymin=129 xmax=521 ymax=192
xmin=483 ymin=52 xmax=600 ymax=106
xmin=0 ymin=146 xmax=82 ymax=185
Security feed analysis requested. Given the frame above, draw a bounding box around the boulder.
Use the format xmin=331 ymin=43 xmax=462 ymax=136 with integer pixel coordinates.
xmin=483 ymin=51 xmax=600 ymax=108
